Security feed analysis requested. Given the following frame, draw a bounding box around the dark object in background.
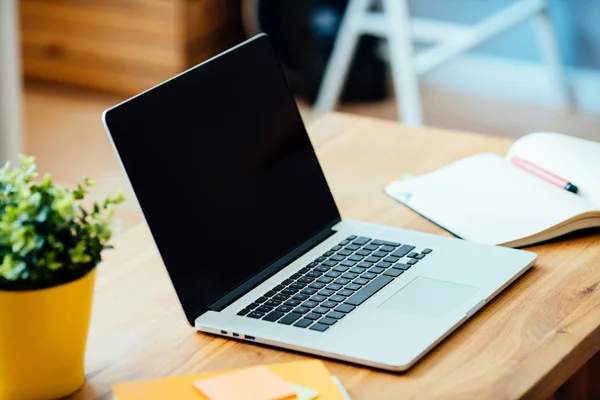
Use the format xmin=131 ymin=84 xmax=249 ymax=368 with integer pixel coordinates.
xmin=245 ymin=0 xmax=387 ymax=103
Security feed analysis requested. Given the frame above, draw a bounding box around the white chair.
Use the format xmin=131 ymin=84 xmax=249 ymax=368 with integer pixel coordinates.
xmin=0 ymin=0 xmax=23 ymax=164
xmin=314 ymin=0 xmax=572 ymax=126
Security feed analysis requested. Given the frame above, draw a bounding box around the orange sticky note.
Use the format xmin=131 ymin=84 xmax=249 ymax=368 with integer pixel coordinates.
xmin=192 ymin=366 xmax=297 ymax=400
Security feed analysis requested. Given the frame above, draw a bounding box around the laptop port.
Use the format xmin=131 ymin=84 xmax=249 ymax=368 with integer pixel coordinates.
xmin=220 ymin=330 xmax=227 ymax=335
xmin=232 ymin=333 xmax=239 ymax=337
xmin=245 ymin=335 xmax=255 ymax=340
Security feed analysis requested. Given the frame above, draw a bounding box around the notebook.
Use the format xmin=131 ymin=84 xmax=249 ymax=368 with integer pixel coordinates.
xmin=385 ymin=132 xmax=600 ymax=247
xmin=112 ymin=360 xmax=347 ymax=400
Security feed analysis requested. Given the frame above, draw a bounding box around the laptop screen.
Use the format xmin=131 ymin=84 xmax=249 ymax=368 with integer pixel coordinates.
xmin=104 ymin=35 xmax=340 ymax=324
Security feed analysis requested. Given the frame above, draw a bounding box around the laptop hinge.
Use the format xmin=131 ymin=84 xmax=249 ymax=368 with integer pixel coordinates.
xmin=198 ymin=219 xmax=340 ymax=318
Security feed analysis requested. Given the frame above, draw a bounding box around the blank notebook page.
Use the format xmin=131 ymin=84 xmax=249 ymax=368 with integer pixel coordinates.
xmin=385 ymin=153 xmax=597 ymax=245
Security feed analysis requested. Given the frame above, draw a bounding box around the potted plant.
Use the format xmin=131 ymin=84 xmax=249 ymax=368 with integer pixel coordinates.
xmin=0 ymin=155 xmax=123 ymax=399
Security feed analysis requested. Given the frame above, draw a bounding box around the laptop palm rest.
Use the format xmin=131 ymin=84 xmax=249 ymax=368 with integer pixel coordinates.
xmin=378 ymin=277 xmax=480 ymax=319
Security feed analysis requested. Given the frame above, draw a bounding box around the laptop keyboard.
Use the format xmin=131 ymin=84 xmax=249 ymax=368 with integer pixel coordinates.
xmin=237 ymin=236 xmax=433 ymax=332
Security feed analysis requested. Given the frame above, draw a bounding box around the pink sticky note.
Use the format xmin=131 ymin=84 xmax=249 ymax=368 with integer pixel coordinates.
xmin=192 ymin=366 xmax=297 ymax=400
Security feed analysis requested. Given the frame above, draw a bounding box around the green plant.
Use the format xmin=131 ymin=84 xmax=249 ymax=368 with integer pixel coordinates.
xmin=0 ymin=155 xmax=124 ymax=291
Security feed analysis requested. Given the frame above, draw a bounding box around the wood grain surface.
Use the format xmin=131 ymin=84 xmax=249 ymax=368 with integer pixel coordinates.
xmin=72 ymin=113 xmax=600 ymax=399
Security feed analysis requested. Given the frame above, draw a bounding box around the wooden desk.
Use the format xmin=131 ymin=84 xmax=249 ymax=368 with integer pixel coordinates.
xmin=76 ymin=113 xmax=600 ymax=399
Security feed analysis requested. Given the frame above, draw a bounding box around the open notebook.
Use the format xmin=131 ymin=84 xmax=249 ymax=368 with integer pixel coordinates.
xmin=385 ymin=132 xmax=600 ymax=247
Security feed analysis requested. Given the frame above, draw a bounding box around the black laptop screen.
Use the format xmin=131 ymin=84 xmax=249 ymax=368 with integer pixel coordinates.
xmin=104 ymin=35 xmax=340 ymax=324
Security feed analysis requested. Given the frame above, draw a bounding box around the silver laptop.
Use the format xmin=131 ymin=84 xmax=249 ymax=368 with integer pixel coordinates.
xmin=102 ymin=34 xmax=536 ymax=371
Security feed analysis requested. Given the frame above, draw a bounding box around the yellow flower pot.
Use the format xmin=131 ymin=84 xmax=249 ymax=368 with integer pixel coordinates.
xmin=0 ymin=269 xmax=96 ymax=400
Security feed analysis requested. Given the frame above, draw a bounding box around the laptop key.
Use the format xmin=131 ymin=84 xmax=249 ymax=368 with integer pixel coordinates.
xmin=309 ymin=282 xmax=326 ymax=289
xmin=380 ymin=246 xmax=395 ymax=252
xmin=346 ymin=284 xmax=361 ymax=291
xmin=364 ymin=244 xmax=378 ymax=251
xmin=313 ymin=307 xmax=329 ymax=314
xmin=322 ymin=301 xmax=339 ymax=308
xmin=341 ymin=260 xmax=356 ymax=267
xmin=376 ymin=261 xmax=392 ymax=268
xmin=371 ymin=240 xmax=385 ymax=246
xmin=415 ymin=254 xmax=425 ymax=259
xmin=365 ymin=256 xmax=380 ymax=263
xmin=326 ymin=283 xmax=343 ymax=291
xmin=349 ymin=255 xmax=364 ymax=261
xmin=345 ymin=244 xmax=360 ymax=251
xmin=309 ymin=323 xmax=329 ymax=332
xmin=256 ymin=305 xmax=273 ymax=313
xmin=293 ymin=319 xmax=313 ymax=328
xmin=302 ymin=301 xmax=318 ymax=308
xmin=298 ymin=277 xmax=314 ymax=284
xmin=278 ymin=313 xmax=302 ymax=325
xmin=317 ymin=277 xmax=333 ymax=284
xmin=345 ymin=276 xmax=394 ymax=306
xmin=369 ymin=267 xmax=384 ymax=274
xmin=276 ymin=305 xmax=294 ymax=313
xmin=264 ymin=299 xmax=281 ymax=307
xmin=347 ymin=235 xmax=357 ymax=240
xmin=274 ymin=284 xmax=286 ymax=291
xmin=339 ymin=240 xmax=350 ymax=246
xmin=300 ymin=288 xmax=318 ymax=295
xmin=384 ymin=269 xmax=403 ymax=278
xmin=284 ymin=299 xmax=302 ymax=307
xmin=408 ymin=259 xmax=419 ymax=265
xmin=392 ymin=263 xmax=411 ymax=270
xmin=391 ymin=245 xmax=415 ymax=258
xmin=315 ymin=266 xmax=330 ymax=273
xmin=273 ymin=294 xmax=290 ymax=301
xmin=354 ymin=278 xmax=369 ymax=285
xmin=382 ymin=241 xmax=401 ymax=247
xmin=318 ymin=289 xmax=335 ymax=297
xmin=305 ymin=313 xmax=321 ymax=320
xmin=264 ymin=290 xmax=277 ymax=297
xmin=306 ymin=271 xmax=322 ymax=278
xmin=246 ymin=302 xmax=260 ymax=309
xmin=290 ymin=282 xmax=306 ymax=290
xmin=338 ymin=289 xmax=354 ymax=297
xmin=299 ymin=267 xmax=310 ymax=274
xmin=333 ymin=265 xmax=348 ymax=273
xmin=282 ymin=279 xmax=293 ymax=285
xmin=322 ymin=260 xmax=337 ymax=267
xmin=330 ymin=255 xmax=345 ymax=261
xmin=247 ymin=311 xmax=265 ymax=319
xmin=332 ymin=245 xmax=342 ymax=251
xmin=383 ymin=256 xmax=399 ymax=263
xmin=310 ymin=295 xmax=327 ymax=302
xmin=237 ymin=309 xmax=250 ymax=316
xmin=281 ymin=288 xmax=298 ymax=295
xmin=316 ymin=256 xmax=326 ymax=262
xmin=255 ymin=296 xmax=268 ymax=303
xmin=407 ymin=252 xmax=419 ymax=258
xmin=263 ymin=311 xmax=285 ymax=322
xmin=292 ymin=294 xmax=310 ymax=301
xmin=422 ymin=248 xmax=433 ymax=254
xmin=327 ymin=311 xmax=346 ymax=320
xmin=358 ymin=261 xmax=373 ymax=268
xmin=352 ymin=237 xmax=371 ymax=245
xmin=325 ymin=271 xmax=341 ymax=278
xmin=319 ymin=317 xmax=338 ymax=326
xmin=294 ymin=307 xmax=310 ymax=314
xmin=330 ymin=295 xmax=346 ymax=303
xmin=349 ymin=267 xmax=366 ymax=274
xmin=291 ymin=273 xmax=302 ymax=279
xmin=362 ymin=273 xmax=376 ymax=280
xmin=335 ymin=304 xmax=356 ymax=313
xmin=338 ymin=249 xmax=353 ymax=256
xmin=373 ymin=251 xmax=388 ymax=258
xmin=324 ymin=251 xmax=334 ymax=257
xmin=356 ymin=250 xmax=371 ymax=256
xmin=342 ymin=273 xmax=358 ymax=280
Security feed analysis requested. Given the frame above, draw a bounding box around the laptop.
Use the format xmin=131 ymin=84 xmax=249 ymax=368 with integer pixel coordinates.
xmin=102 ymin=34 xmax=536 ymax=371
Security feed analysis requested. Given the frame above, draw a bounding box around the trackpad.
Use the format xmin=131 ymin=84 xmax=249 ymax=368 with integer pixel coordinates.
xmin=378 ymin=277 xmax=479 ymax=319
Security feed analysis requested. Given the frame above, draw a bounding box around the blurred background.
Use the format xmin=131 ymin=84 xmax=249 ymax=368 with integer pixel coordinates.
xmin=1 ymin=0 xmax=599 ymax=231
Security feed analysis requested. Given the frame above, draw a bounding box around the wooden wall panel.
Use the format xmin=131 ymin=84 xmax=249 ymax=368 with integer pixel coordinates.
xmin=19 ymin=0 xmax=243 ymax=95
